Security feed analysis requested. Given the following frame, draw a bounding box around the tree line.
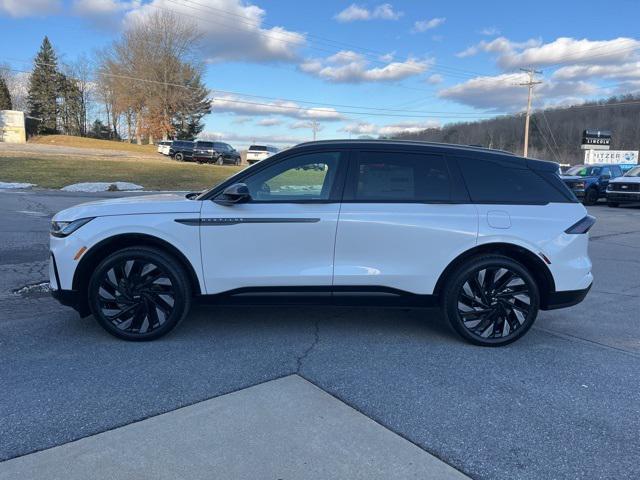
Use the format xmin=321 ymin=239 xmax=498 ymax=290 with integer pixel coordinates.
xmin=391 ymin=95 xmax=640 ymax=165
xmin=0 ymin=11 xmax=210 ymax=143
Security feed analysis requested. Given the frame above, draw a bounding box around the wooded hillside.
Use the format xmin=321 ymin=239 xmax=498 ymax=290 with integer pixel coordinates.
xmin=392 ymin=95 xmax=640 ymax=165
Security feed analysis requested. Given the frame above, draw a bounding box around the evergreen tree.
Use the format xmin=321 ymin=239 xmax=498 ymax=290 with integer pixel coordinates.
xmin=59 ymin=73 xmax=85 ymax=136
xmin=0 ymin=75 xmax=12 ymax=110
xmin=27 ymin=36 xmax=59 ymax=134
xmin=172 ymin=70 xmax=211 ymax=140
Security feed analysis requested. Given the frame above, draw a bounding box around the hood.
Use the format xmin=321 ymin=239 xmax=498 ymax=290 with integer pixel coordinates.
xmin=609 ymin=175 xmax=640 ymax=184
xmin=560 ymin=175 xmax=592 ymax=182
xmin=53 ymin=193 xmax=201 ymax=221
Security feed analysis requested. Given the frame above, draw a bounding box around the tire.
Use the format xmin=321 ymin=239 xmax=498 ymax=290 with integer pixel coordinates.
xmin=88 ymin=247 xmax=192 ymax=341
xmin=607 ymin=202 xmax=619 ymax=208
xmin=216 ymin=156 xmax=224 ymax=166
xmin=174 ymin=152 xmax=184 ymax=162
xmin=583 ymin=188 xmax=599 ymax=206
xmin=234 ymin=158 xmax=241 ymax=166
xmin=442 ymin=255 xmax=540 ymax=347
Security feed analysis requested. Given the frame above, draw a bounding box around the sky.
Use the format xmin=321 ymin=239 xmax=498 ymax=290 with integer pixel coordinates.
xmin=1 ymin=0 xmax=639 ymax=148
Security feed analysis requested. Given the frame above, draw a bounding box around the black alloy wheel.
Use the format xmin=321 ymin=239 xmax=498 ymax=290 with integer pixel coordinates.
xmin=89 ymin=247 xmax=191 ymax=341
xmin=583 ymin=188 xmax=599 ymax=205
xmin=444 ymin=255 xmax=539 ymax=346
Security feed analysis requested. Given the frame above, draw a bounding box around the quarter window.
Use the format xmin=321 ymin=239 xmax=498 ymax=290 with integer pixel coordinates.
xmin=244 ymin=152 xmax=341 ymax=202
xmin=350 ymin=152 xmax=451 ymax=202
xmin=457 ymin=157 xmax=569 ymax=204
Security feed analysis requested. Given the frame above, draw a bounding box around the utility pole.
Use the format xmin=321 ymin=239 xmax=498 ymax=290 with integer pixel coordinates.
xmin=310 ymin=120 xmax=320 ymax=141
xmin=518 ymin=67 xmax=542 ymax=157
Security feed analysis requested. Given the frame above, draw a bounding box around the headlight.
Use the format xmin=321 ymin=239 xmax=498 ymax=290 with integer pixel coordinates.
xmin=606 ymin=184 xmax=613 ymax=191
xmin=50 ymin=217 xmax=94 ymax=238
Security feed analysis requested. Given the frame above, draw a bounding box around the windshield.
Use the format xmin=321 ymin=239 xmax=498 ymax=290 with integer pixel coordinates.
xmin=623 ymin=166 xmax=640 ymax=177
xmin=565 ymin=166 xmax=602 ymax=177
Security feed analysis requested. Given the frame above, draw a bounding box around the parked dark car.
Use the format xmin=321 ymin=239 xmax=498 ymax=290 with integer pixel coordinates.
xmin=193 ymin=141 xmax=241 ymax=165
xmin=560 ymin=164 xmax=623 ymax=205
xmin=169 ymin=140 xmax=195 ymax=162
xmin=606 ymin=165 xmax=640 ymax=207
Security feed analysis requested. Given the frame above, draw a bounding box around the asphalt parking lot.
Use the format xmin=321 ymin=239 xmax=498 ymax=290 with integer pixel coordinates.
xmin=1 ymin=189 xmax=639 ymax=480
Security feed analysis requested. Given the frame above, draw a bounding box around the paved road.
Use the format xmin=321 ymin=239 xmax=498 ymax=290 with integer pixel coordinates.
xmin=1 ymin=189 xmax=639 ymax=480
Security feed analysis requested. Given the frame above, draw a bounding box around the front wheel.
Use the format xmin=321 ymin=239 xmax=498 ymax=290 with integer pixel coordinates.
xmin=88 ymin=247 xmax=192 ymax=341
xmin=442 ymin=255 xmax=540 ymax=346
xmin=583 ymin=188 xmax=599 ymax=205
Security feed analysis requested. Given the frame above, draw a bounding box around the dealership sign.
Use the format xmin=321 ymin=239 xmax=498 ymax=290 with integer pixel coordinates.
xmin=584 ymin=150 xmax=638 ymax=164
xmin=581 ymin=129 xmax=611 ymax=150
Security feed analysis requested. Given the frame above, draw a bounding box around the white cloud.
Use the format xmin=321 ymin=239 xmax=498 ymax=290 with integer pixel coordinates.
xmin=479 ymin=27 xmax=500 ymax=36
xmin=211 ymin=95 xmax=344 ymax=121
xmin=334 ymin=3 xmax=403 ymax=22
xmin=256 ymin=117 xmax=283 ymax=126
xmin=425 ymin=74 xmax=443 ymax=85
xmin=340 ymin=120 xmax=440 ymax=137
xmin=290 ymin=120 xmax=324 ymax=131
xmin=456 ymin=36 xmax=542 ymax=60
xmin=456 ymin=36 xmax=640 ymax=71
xmin=76 ymin=0 xmax=306 ymax=62
xmin=73 ymin=0 xmax=139 ymax=16
xmin=300 ymin=50 xmax=430 ymax=83
xmin=438 ymin=72 xmax=597 ymax=111
xmin=553 ymin=62 xmax=640 ymax=82
xmin=412 ymin=17 xmax=445 ymax=33
xmin=0 ymin=0 xmax=60 ymax=17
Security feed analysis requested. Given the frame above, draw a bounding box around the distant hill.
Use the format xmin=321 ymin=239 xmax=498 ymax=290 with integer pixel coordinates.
xmin=391 ymin=95 xmax=640 ymax=165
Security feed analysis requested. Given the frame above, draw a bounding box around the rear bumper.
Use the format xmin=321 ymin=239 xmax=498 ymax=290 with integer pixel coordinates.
xmin=541 ymin=283 xmax=592 ymax=310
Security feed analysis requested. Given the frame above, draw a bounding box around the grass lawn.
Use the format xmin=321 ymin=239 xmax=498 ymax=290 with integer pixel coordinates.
xmin=0 ymin=155 xmax=243 ymax=191
xmin=29 ymin=135 xmax=158 ymax=154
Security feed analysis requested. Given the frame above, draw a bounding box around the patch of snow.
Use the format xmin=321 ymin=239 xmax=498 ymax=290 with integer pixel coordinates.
xmin=14 ymin=282 xmax=51 ymax=296
xmin=0 ymin=182 xmax=35 ymax=189
xmin=61 ymin=182 xmax=144 ymax=192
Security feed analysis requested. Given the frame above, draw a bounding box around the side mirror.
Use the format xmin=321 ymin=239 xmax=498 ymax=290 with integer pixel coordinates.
xmin=215 ymin=183 xmax=251 ymax=206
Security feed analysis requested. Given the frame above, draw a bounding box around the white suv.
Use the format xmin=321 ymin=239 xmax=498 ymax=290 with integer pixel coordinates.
xmin=50 ymin=140 xmax=594 ymax=346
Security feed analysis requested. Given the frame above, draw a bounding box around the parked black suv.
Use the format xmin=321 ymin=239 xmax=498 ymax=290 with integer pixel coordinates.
xmin=193 ymin=141 xmax=241 ymax=165
xmin=560 ymin=163 xmax=623 ymax=205
xmin=169 ymin=141 xmax=195 ymax=162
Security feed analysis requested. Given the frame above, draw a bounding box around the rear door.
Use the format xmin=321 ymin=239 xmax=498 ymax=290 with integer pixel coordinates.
xmin=333 ymin=149 xmax=478 ymax=295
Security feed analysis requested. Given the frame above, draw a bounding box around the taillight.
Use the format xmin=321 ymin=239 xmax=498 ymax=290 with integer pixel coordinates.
xmin=565 ymin=215 xmax=596 ymax=234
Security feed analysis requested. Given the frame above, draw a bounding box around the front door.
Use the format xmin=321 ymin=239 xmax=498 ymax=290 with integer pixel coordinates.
xmin=199 ymin=150 xmax=347 ymax=294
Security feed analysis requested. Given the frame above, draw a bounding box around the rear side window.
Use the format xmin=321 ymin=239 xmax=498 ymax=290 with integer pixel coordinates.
xmin=457 ymin=157 xmax=572 ymax=204
xmin=348 ymin=151 xmax=451 ymax=202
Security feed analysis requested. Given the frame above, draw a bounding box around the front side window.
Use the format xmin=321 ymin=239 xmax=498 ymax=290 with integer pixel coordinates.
xmin=565 ymin=166 xmax=601 ymax=177
xmin=243 ymin=151 xmax=342 ymax=202
xmin=349 ymin=151 xmax=450 ymax=202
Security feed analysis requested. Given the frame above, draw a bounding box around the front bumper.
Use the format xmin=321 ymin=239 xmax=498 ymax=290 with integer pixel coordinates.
xmin=606 ymin=191 xmax=640 ymax=203
xmin=541 ymin=283 xmax=592 ymax=310
xmin=50 ymin=251 xmax=90 ymax=317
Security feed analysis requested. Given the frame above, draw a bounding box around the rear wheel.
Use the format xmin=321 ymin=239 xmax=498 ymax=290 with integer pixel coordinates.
xmin=174 ymin=152 xmax=184 ymax=162
xmin=442 ymin=255 xmax=540 ymax=346
xmin=216 ymin=156 xmax=224 ymax=166
xmin=583 ymin=188 xmax=599 ymax=205
xmin=88 ymin=247 xmax=191 ymax=341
